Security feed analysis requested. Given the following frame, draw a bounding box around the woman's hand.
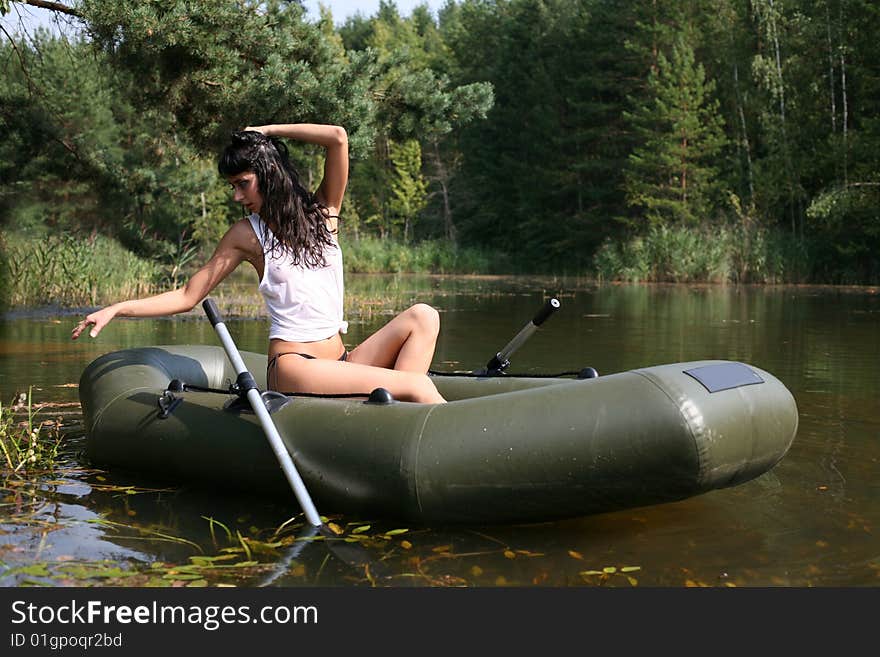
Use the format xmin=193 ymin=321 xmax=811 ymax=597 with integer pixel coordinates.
xmin=244 ymin=125 xmax=270 ymax=136
xmin=71 ymin=306 xmax=118 ymax=340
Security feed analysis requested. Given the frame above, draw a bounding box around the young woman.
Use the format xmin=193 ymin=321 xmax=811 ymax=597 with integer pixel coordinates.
xmin=72 ymin=124 xmax=446 ymax=403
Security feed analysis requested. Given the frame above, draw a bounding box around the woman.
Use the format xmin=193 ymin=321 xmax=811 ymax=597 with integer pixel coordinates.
xmin=72 ymin=124 xmax=446 ymax=404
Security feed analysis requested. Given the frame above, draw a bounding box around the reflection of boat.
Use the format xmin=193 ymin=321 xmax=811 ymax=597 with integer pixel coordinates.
xmin=79 ymin=345 xmax=798 ymax=525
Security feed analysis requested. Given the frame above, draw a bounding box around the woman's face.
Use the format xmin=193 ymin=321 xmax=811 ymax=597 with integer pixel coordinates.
xmin=227 ymin=171 xmax=263 ymax=215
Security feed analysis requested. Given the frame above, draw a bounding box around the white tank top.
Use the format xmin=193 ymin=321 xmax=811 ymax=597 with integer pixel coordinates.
xmin=248 ymin=214 xmax=348 ymax=342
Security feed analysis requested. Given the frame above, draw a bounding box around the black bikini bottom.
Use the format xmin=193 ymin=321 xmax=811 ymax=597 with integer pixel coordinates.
xmin=286 ymin=350 xmax=347 ymax=361
xmin=266 ymin=350 xmax=348 ymax=389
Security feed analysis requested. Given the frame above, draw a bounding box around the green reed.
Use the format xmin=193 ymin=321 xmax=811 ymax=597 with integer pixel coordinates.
xmin=0 ymin=230 xmax=508 ymax=312
xmin=594 ymin=222 xmax=812 ymax=284
xmin=0 ymin=388 xmax=63 ymax=474
xmin=1 ymin=231 xmax=162 ymax=308
xmin=343 ymin=236 xmax=505 ymax=274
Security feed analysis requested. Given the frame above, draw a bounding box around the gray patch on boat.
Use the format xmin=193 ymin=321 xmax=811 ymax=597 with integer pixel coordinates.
xmin=684 ymin=363 xmax=764 ymax=393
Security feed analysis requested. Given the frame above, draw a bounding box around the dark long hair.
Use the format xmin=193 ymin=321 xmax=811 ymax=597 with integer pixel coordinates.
xmin=218 ymin=130 xmax=335 ymax=267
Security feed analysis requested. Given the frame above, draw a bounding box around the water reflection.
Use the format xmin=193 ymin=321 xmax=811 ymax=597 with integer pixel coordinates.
xmin=1 ymin=279 xmax=879 ymax=586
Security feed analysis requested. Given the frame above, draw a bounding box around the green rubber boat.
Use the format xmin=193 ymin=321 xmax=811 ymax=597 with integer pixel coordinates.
xmin=79 ymin=345 xmax=798 ymax=524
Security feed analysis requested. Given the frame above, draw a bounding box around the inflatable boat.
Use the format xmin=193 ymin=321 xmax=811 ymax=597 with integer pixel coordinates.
xmin=79 ymin=342 xmax=798 ymax=525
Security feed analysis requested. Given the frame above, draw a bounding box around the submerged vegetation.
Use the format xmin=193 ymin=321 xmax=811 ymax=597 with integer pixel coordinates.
xmin=2 ymin=488 xmax=650 ymax=588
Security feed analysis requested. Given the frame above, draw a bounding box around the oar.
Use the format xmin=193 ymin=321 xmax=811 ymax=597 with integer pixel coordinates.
xmin=476 ymin=297 xmax=561 ymax=375
xmin=202 ymin=298 xmax=322 ymax=528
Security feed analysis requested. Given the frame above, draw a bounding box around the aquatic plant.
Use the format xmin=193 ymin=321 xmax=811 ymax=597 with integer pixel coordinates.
xmin=0 ymin=388 xmax=63 ymax=475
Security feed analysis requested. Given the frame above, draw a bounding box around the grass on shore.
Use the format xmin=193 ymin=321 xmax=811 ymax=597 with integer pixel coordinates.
xmin=1 ymin=231 xmax=161 ymax=309
xmin=343 ymin=236 xmax=505 ymax=274
xmin=0 ymin=220 xmax=823 ymax=316
xmin=0 ymin=231 xmax=506 ymax=312
xmin=593 ymin=222 xmax=812 ymax=284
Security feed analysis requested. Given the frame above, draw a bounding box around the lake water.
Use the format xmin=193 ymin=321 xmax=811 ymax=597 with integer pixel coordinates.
xmin=1 ymin=276 xmax=878 ymax=587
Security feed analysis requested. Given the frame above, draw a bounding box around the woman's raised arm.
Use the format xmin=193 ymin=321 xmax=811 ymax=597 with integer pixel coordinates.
xmin=244 ymin=123 xmax=349 ymax=214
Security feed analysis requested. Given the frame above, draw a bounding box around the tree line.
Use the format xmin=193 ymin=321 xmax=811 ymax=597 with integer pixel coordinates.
xmin=1 ymin=0 xmax=878 ymax=284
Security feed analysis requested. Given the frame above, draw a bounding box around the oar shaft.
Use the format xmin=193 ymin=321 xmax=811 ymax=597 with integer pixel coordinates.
xmin=497 ymin=325 xmax=537 ymax=363
xmin=496 ymin=298 xmax=561 ymax=362
xmin=243 ymin=386 xmax=322 ymax=528
xmin=212 ymin=322 xmax=250 ymax=375
xmin=203 ymin=299 xmax=322 ymax=528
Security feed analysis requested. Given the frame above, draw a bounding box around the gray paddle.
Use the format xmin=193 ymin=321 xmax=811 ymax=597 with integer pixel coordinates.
xmin=202 ymin=298 xmax=322 ymax=528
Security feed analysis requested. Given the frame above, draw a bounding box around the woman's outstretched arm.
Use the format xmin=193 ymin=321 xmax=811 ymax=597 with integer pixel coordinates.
xmin=71 ymin=220 xmax=252 ymax=340
xmin=244 ymin=123 xmax=348 ymax=214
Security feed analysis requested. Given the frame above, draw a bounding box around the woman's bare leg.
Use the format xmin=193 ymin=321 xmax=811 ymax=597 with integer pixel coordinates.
xmin=272 ymin=354 xmax=445 ymax=403
xmin=348 ymin=303 xmax=440 ymax=372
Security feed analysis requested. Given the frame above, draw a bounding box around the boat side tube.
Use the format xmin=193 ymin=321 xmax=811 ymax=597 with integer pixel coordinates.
xmin=80 ymin=347 xmax=798 ymax=524
xmin=250 ymin=362 xmax=797 ymax=523
xmin=404 ymin=361 xmax=798 ymax=523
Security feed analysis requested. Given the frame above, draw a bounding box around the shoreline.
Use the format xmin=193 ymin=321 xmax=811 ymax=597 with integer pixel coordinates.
xmin=4 ymin=273 xmax=880 ymax=323
xmin=5 ymin=279 xmax=880 ymax=321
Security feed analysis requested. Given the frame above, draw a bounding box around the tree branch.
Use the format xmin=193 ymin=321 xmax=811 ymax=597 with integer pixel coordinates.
xmin=0 ymin=21 xmax=87 ymax=166
xmin=0 ymin=22 xmax=36 ymax=95
xmin=14 ymin=0 xmax=82 ymax=18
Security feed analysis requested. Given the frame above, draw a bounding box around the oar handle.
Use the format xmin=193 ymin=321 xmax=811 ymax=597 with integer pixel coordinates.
xmin=532 ymin=297 xmax=561 ymax=327
xmin=203 ymin=297 xmax=223 ymax=326
xmin=202 ymin=298 xmax=322 ymax=528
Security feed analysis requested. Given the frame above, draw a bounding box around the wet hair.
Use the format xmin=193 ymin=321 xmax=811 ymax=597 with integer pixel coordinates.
xmin=218 ymin=130 xmax=335 ymax=267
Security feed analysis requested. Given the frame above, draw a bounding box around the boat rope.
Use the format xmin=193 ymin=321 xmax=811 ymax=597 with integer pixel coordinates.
xmin=428 ymin=368 xmax=598 ymax=379
xmin=161 ymin=365 xmax=601 ymax=407
xmin=169 ymin=380 xmax=372 ymax=399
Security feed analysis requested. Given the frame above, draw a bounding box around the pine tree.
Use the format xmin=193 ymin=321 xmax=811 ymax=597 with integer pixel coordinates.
xmin=337 ymin=2 xmax=492 ymax=242
xmin=565 ymin=0 xmax=644 ymax=250
xmin=78 ymin=0 xmax=377 ymax=154
xmin=624 ymin=38 xmax=728 ymax=225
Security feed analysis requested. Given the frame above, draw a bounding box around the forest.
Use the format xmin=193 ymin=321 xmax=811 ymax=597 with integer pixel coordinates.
xmin=1 ymin=0 xmax=878 ymax=304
